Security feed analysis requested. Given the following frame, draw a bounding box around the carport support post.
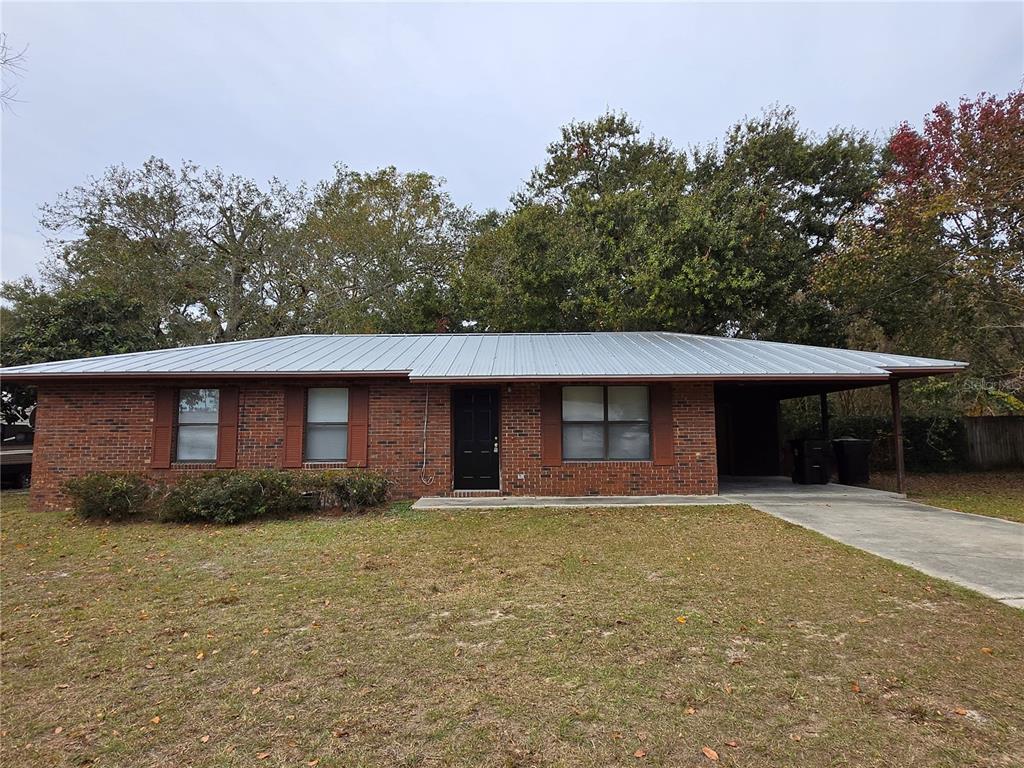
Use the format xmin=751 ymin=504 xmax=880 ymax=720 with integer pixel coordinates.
xmin=819 ymin=392 xmax=830 ymax=438
xmin=890 ymin=379 xmax=906 ymax=495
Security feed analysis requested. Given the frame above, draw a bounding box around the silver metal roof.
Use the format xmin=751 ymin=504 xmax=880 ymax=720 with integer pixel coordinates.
xmin=0 ymin=332 xmax=967 ymax=381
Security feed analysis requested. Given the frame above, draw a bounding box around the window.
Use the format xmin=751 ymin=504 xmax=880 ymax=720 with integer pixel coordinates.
xmin=176 ymin=389 xmax=219 ymax=461
xmin=305 ymin=388 xmax=349 ymax=461
xmin=562 ymin=385 xmax=650 ymax=461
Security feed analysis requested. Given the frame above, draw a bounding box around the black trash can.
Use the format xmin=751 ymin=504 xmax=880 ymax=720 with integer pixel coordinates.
xmin=831 ymin=437 xmax=872 ymax=485
xmin=791 ymin=438 xmax=829 ymax=484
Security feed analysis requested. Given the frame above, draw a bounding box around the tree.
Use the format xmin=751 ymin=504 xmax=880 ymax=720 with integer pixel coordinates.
xmin=690 ymin=108 xmax=878 ymax=343
xmin=457 ymin=110 xmax=877 ymax=340
xmin=35 ymin=159 xmax=471 ymax=342
xmin=1 ymin=33 xmax=27 ymax=110
xmin=816 ymin=90 xmax=1024 ymax=408
xmin=300 ymin=166 xmax=473 ymax=333
xmin=39 ymin=158 xmax=310 ymax=346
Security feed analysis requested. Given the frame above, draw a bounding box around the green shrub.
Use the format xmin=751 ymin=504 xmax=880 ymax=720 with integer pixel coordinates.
xmin=300 ymin=470 xmax=393 ymax=513
xmin=826 ymin=415 xmax=968 ymax=472
xmin=63 ymin=472 xmax=155 ymax=521
xmin=160 ymin=470 xmax=312 ymax=525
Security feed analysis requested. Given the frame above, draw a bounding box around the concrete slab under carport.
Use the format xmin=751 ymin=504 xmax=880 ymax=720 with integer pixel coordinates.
xmin=720 ymin=477 xmax=1024 ymax=608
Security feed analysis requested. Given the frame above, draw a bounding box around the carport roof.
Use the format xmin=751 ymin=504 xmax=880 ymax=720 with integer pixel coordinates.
xmin=0 ymin=332 xmax=967 ymax=382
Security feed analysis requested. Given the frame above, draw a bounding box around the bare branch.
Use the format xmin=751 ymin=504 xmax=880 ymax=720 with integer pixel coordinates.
xmin=1 ymin=32 xmax=29 ymax=111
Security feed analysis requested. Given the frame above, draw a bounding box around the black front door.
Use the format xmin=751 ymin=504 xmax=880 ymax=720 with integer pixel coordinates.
xmin=452 ymin=388 xmax=500 ymax=490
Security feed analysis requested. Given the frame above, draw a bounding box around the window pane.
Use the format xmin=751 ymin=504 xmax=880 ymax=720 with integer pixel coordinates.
xmin=563 ymin=423 xmax=605 ymax=460
xmin=608 ymin=386 xmax=649 ymax=421
xmin=305 ymin=424 xmax=348 ymax=461
xmin=609 ymin=423 xmax=651 ymax=460
xmin=177 ymin=424 xmax=218 ymax=461
xmin=562 ymin=386 xmax=604 ymax=421
xmin=178 ymin=389 xmax=219 ymax=424
xmin=307 ymin=388 xmax=349 ymax=424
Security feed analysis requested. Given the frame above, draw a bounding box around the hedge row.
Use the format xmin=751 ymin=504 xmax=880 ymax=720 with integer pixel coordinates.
xmin=62 ymin=469 xmax=393 ymax=524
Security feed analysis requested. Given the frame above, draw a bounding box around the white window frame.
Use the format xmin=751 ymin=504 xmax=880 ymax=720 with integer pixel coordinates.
xmin=304 ymin=388 xmax=350 ymax=462
xmin=175 ymin=388 xmax=220 ymax=463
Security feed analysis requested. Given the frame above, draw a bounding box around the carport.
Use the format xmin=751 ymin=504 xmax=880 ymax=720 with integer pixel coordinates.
xmin=715 ymin=366 xmax=963 ymax=493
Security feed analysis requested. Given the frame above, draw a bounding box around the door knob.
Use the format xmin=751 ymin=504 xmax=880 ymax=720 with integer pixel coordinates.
xmin=493 ymin=438 xmax=499 ymax=453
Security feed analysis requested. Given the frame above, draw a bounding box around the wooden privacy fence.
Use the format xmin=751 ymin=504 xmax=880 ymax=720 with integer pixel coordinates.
xmin=964 ymin=416 xmax=1024 ymax=469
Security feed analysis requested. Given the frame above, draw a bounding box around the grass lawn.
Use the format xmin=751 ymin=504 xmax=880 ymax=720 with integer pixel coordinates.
xmin=2 ymin=494 xmax=1022 ymax=767
xmin=872 ymin=470 xmax=1024 ymax=524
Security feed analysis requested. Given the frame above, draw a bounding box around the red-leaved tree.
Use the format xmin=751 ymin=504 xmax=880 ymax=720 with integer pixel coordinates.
xmin=818 ymin=90 xmax=1024 ymax=412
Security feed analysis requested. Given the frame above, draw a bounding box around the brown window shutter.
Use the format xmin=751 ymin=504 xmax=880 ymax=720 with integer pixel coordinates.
xmin=151 ymin=387 xmax=176 ymax=469
xmin=215 ymin=387 xmax=239 ymax=468
xmin=651 ymin=383 xmax=674 ymax=466
xmin=540 ymin=384 xmax=562 ymax=466
xmin=282 ymin=386 xmax=305 ymax=468
xmin=347 ymin=385 xmax=369 ymax=467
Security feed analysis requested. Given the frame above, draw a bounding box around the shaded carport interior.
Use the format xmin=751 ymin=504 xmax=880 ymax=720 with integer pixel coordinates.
xmin=714 ymin=369 xmax=959 ymax=490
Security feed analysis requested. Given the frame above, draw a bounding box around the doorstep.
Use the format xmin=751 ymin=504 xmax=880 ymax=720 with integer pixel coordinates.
xmin=412 ymin=494 xmax=733 ymax=510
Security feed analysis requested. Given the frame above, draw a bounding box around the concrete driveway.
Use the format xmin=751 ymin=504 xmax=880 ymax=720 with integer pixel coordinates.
xmin=721 ymin=478 xmax=1024 ymax=608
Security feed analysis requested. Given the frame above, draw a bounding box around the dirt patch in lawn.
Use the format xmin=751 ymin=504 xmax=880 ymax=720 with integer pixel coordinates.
xmin=1 ymin=494 xmax=1022 ymax=767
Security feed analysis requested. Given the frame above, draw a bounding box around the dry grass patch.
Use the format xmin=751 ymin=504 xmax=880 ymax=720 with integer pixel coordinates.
xmin=1 ymin=493 xmax=1022 ymax=767
xmin=873 ymin=470 xmax=1024 ymax=523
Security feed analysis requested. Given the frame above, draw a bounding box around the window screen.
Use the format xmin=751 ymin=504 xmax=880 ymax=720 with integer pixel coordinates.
xmin=562 ymin=385 xmax=650 ymax=460
xmin=305 ymin=388 xmax=349 ymax=461
xmin=177 ymin=389 xmax=219 ymax=461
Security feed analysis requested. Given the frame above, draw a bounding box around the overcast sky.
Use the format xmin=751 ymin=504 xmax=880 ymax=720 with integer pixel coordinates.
xmin=1 ymin=1 xmax=1021 ymax=282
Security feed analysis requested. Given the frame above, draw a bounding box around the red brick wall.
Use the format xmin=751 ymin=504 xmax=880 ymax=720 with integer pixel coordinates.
xmin=28 ymin=379 xmax=716 ymax=510
xmin=29 ymin=380 xmax=455 ymax=510
xmin=499 ymin=382 xmax=717 ymax=496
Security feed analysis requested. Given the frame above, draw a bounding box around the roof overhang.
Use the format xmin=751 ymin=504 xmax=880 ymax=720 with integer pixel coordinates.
xmin=0 ymin=371 xmax=412 ymax=383
xmin=0 ymin=332 xmax=969 ymax=383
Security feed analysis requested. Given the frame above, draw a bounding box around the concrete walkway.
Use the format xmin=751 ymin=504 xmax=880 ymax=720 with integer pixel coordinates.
xmin=721 ymin=478 xmax=1024 ymax=608
xmin=413 ymin=494 xmax=733 ymax=510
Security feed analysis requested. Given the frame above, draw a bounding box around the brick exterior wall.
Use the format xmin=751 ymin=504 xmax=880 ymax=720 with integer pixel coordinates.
xmin=499 ymin=382 xmax=717 ymax=496
xmin=28 ymin=379 xmax=717 ymax=510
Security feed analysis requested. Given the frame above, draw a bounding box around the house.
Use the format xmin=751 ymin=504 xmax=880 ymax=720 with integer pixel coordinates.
xmin=0 ymin=332 xmax=966 ymax=510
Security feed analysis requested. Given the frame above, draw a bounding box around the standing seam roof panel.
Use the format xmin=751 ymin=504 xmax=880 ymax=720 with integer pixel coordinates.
xmin=0 ymin=332 xmax=967 ymax=379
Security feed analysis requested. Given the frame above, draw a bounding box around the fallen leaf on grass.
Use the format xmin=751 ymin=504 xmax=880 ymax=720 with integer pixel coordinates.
xmin=851 ymin=681 xmax=861 ymax=693
xmin=953 ymin=708 xmax=968 ymax=716
xmin=200 ymin=735 xmax=210 ymax=743
xmin=685 ymin=707 xmax=697 ymax=715
xmin=257 ymin=751 xmax=271 ymax=760
xmin=981 ymin=647 xmax=994 ymax=655
xmin=251 ymin=687 xmax=262 ymax=696
xmin=725 ymin=740 xmax=738 ymax=748
xmin=195 ymin=651 xmax=204 ymax=660
xmin=702 ymin=746 xmax=719 ymax=761
xmin=150 ymin=716 xmax=160 ymax=725
xmin=633 ymin=748 xmax=647 ymax=758
xmin=53 ymin=727 xmax=63 ymax=735
xmin=307 ymin=760 xmax=320 ymax=767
